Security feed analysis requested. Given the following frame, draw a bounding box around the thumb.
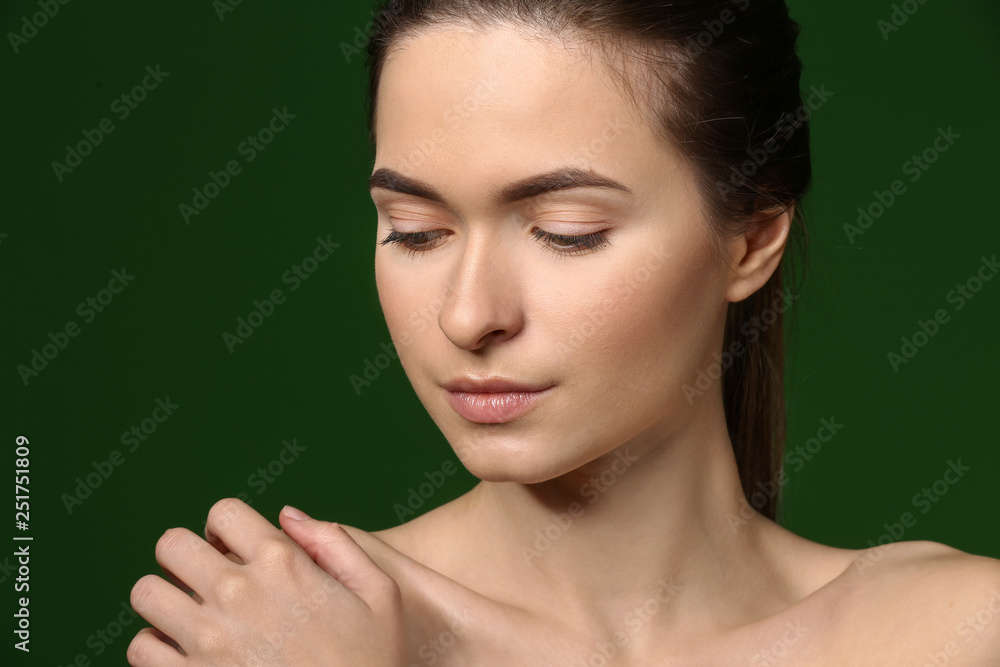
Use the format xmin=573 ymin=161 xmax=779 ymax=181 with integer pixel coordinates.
xmin=278 ymin=505 xmax=396 ymax=609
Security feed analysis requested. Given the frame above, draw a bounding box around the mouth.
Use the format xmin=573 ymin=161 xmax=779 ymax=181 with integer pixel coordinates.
xmin=441 ymin=377 xmax=555 ymax=424
xmin=445 ymin=388 xmax=554 ymax=424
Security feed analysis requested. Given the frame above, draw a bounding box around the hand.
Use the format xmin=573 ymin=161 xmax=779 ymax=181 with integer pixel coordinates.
xmin=127 ymin=498 xmax=406 ymax=666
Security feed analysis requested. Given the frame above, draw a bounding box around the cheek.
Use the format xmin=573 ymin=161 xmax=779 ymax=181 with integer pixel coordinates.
xmin=551 ymin=238 xmax=722 ymax=398
xmin=375 ymin=252 xmax=448 ymax=359
xmin=374 ymin=253 xmax=415 ymax=345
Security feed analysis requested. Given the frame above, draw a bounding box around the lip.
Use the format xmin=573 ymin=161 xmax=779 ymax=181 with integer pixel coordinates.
xmin=442 ymin=377 xmax=552 ymax=393
xmin=441 ymin=377 xmax=554 ymax=424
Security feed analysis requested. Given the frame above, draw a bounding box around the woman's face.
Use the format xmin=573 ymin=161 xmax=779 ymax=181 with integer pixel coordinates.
xmin=370 ymin=24 xmax=735 ymax=484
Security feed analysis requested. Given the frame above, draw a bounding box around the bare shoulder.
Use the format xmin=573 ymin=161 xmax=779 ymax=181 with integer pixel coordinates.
xmin=336 ymin=515 xmax=478 ymax=609
xmin=828 ymin=540 xmax=1000 ymax=664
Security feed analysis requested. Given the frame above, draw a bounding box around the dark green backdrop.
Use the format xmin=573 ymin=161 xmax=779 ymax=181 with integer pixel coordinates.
xmin=2 ymin=0 xmax=998 ymax=663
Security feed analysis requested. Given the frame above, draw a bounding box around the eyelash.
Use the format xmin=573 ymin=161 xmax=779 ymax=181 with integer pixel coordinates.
xmin=380 ymin=228 xmax=612 ymax=258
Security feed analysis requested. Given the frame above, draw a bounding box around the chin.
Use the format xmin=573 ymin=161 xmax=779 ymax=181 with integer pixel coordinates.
xmin=459 ymin=461 xmax=555 ymax=485
xmin=442 ymin=426 xmax=585 ymax=485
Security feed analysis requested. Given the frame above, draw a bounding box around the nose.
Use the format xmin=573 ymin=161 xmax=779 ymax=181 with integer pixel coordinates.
xmin=437 ymin=228 xmax=524 ymax=350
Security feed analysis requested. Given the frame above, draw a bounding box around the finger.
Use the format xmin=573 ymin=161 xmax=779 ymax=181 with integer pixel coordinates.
xmin=130 ymin=574 xmax=200 ymax=654
xmin=149 ymin=625 xmax=186 ymax=653
xmin=200 ymin=531 xmax=245 ymax=565
xmin=158 ymin=565 xmax=194 ymax=597
xmin=127 ymin=627 xmax=186 ymax=666
xmin=204 ymin=497 xmax=281 ymax=563
xmin=154 ymin=527 xmax=230 ymax=601
xmin=160 ymin=554 xmax=228 ymax=597
xmin=278 ymin=506 xmax=396 ymax=609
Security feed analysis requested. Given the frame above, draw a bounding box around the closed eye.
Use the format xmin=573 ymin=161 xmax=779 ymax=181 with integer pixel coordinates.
xmin=379 ymin=228 xmax=611 ymax=258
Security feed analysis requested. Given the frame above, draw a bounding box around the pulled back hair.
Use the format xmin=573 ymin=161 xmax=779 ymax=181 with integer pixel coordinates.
xmin=363 ymin=0 xmax=811 ymax=521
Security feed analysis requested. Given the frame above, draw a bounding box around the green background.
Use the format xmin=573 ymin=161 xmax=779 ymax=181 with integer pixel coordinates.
xmin=1 ymin=0 xmax=998 ymax=663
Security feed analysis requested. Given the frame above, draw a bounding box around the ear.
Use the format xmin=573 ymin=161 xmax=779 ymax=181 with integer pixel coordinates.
xmin=724 ymin=205 xmax=793 ymax=303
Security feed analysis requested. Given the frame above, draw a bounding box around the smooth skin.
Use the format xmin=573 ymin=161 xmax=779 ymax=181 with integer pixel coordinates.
xmin=128 ymin=21 xmax=1000 ymax=667
xmin=127 ymin=502 xmax=406 ymax=665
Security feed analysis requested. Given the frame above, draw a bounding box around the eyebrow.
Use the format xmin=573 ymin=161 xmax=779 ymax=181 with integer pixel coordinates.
xmin=367 ymin=166 xmax=633 ymax=206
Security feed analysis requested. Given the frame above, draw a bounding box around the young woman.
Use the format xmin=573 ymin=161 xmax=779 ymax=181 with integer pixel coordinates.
xmin=127 ymin=1 xmax=1000 ymax=664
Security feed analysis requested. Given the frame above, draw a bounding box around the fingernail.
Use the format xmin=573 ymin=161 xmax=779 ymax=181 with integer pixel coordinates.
xmin=282 ymin=505 xmax=310 ymax=521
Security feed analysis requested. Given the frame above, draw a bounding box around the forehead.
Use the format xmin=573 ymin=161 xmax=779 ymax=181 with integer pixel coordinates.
xmin=373 ymin=24 xmax=666 ymax=184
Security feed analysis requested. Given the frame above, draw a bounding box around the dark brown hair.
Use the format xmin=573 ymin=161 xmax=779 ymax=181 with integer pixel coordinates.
xmin=363 ymin=0 xmax=811 ymax=521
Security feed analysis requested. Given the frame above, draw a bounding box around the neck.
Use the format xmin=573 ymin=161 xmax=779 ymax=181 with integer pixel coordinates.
xmin=450 ymin=396 xmax=799 ymax=638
